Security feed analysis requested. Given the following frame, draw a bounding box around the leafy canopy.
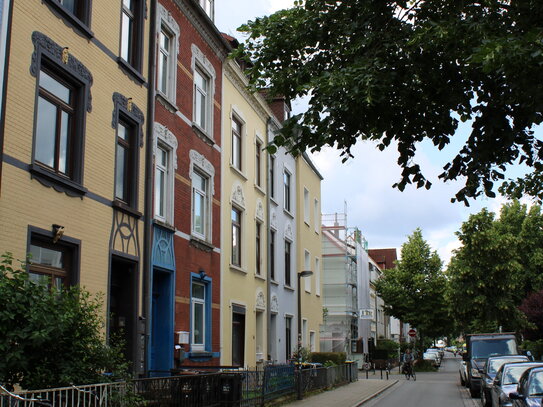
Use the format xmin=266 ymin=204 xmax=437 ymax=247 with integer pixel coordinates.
xmin=0 ymin=253 xmax=129 ymax=390
xmin=446 ymin=201 xmax=543 ymax=333
xmin=375 ymin=229 xmax=450 ymax=339
xmin=235 ymin=0 xmax=543 ymax=204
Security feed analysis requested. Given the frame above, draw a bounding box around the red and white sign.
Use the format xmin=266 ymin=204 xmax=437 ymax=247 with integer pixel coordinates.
xmin=408 ymin=329 xmax=417 ymax=338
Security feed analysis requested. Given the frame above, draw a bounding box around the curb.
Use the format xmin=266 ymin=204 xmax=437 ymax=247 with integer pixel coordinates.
xmin=351 ymin=380 xmax=399 ymax=407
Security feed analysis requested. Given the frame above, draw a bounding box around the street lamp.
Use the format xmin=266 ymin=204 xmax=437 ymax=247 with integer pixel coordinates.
xmin=297 ymin=270 xmax=313 ymax=400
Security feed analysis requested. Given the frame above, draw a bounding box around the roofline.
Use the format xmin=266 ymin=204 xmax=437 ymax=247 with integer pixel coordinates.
xmin=302 ymin=151 xmax=324 ymax=180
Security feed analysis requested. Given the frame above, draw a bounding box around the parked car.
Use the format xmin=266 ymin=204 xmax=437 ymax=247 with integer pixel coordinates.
xmin=426 ymin=348 xmax=442 ymax=363
xmin=491 ymin=362 xmax=543 ymax=407
xmin=508 ymin=366 xmax=543 ymax=407
xmin=423 ymin=352 xmax=441 ymax=367
xmin=460 ymin=359 xmax=469 ymax=387
xmin=464 ymin=333 xmax=519 ymax=398
xmin=481 ymin=355 xmax=530 ymax=407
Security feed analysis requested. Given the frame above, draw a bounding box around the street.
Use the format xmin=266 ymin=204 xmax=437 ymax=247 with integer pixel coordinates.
xmin=362 ymin=353 xmax=479 ymax=407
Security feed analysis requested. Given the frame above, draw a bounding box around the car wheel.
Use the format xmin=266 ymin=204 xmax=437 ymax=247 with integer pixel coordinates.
xmin=460 ymin=374 xmax=465 ymax=386
xmin=469 ymin=384 xmax=479 ymax=398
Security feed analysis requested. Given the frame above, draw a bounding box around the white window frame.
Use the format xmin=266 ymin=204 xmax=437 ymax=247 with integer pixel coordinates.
xmin=283 ymin=170 xmax=291 ymax=212
xmin=191 ymin=44 xmax=216 ymax=138
xmin=303 ymin=187 xmax=310 ymax=225
xmin=314 ymin=198 xmax=320 ymax=233
xmin=315 ymin=257 xmax=320 ymax=296
xmin=153 ymin=123 xmax=178 ymax=225
xmin=189 ymin=150 xmax=215 ymax=242
xmin=302 ymin=318 xmax=308 ymax=347
xmin=198 ymin=0 xmax=214 ymax=20
xmin=231 ymin=113 xmax=243 ymax=171
xmin=255 ymin=135 xmax=263 ymax=187
xmin=191 ymin=281 xmax=206 ymax=352
xmin=156 ymin=4 xmax=179 ymax=105
xmin=309 ymin=331 xmax=316 ymax=352
xmin=269 ymin=155 xmax=276 ymax=199
xmin=304 ymin=250 xmax=311 ymax=293
xmin=231 ymin=205 xmax=243 ymax=268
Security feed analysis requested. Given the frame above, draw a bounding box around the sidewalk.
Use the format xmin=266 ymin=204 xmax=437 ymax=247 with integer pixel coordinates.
xmin=286 ymin=378 xmax=398 ymax=407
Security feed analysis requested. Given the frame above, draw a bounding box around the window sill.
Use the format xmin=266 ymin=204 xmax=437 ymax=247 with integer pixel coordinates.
xmin=30 ymin=164 xmax=88 ymax=198
xmin=189 ymin=236 xmax=215 ymax=252
xmin=254 ymin=184 xmax=266 ymax=195
xmin=112 ymin=199 xmax=142 ymax=218
xmin=187 ymin=351 xmax=213 ymax=360
xmin=283 ymin=209 xmax=294 ymax=219
xmin=270 ymin=279 xmax=279 ymax=286
xmin=117 ymin=58 xmax=146 ymax=84
xmin=156 ymin=92 xmax=178 ymax=113
xmin=229 ymin=164 xmax=247 ymax=180
xmin=42 ymin=0 xmax=94 ymax=39
xmin=192 ymin=124 xmax=215 ymax=146
xmin=284 ymin=285 xmax=295 ymax=292
xmin=255 ymin=273 xmax=266 ymax=281
xmin=304 ymin=220 xmax=310 ymax=227
xmin=153 ymin=218 xmax=175 ymax=232
xmin=269 ymin=197 xmax=278 ymax=207
xmin=230 ymin=264 xmax=247 ymax=274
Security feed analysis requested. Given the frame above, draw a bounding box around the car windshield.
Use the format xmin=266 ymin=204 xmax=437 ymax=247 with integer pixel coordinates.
xmin=504 ymin=365 xmax=540 ymax=385
xmin=471 ymin=338 xmax=517 ymax=359
xmin=528 ymin=371 xmax=543 ymax=396
xmin=488 ymin=357 xmax=528 ymax=374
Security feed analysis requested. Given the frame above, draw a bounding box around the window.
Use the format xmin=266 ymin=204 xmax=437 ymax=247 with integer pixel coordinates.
xmin=27 ymin=230 xmax=79 ymax=292
xmin=285 ymin=316 xmax=292 ymax=360
xmin=315 ymin=257 xmax=320 ymax=296
xmin=35 ymin=68 xmax=76 ymax=179
xmin=192 ymin=170 xmax=209 ymax=239
xmin=303 ymin=188 xmax=310 ymax=224
xmin=304 ymin=250 xmax=311 ymax=292
xmin=120 ymin=0 xmax=143 ymax=70
xmin=283 ymin=171 xmax=291 ymax=212
xmin=154 ymin=123 xmax=177 ymax=224
xmin=270 ymin=230 xmax=275 ymax=281
xmin=302 ymin=319 xmax=308 ymax=347
xmin=56 ymin=0 xmax=90 ymax=24
xmin=43 ymin=0 xmax=92 ymax=35
xmin=310 ymin=331 xmax=316 ymax=352
xmin=115 ymin=119 xmax=137 ymax=206
xmin=191 ymin=281 xmax=206 ymax=351
xmin=269 ymin=156 xmax=275 ymax=198
xmin=284 ymin=240 xmax=291 ymax=286
xmin=154 ymin=145 xmax=168 ymax=220
xmin=194 ymin=67 xmax=210 ymax=131
xmin=231 ymin=207 xmax=241 ymax=267
xmin=231 ymin=117 xmax=242 ymax=170
xmin=198 ymin=0 xmax=213 ymax=20
xmin=255 ymin=140 xmax=262 ymax=186
xmin=256 ymin=222 xmax=261 ymax=276
xmin=158 ymin=28 xmax=172 ymax=96
xmin=314 ymin=198 xmax=320 ymax=233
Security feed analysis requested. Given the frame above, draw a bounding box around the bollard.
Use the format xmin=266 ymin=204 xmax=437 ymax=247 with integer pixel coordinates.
xmin=380 ymin=369 xmax=383 ymax=379
xmin=366 ymin=369 xmax=368 ymax=379
xmin=386 ymin=370 xmax=389 ymax=380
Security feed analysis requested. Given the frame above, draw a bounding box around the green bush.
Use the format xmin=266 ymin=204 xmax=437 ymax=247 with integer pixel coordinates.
xmin=375 ymin=339 xmax=400 ymax=359
xmin=520 ymin=340 xmax=543 ymax=360
xmin=414 ymin=360 xmax=438 ymax=372
xmin=310 ymin=352 xmax=346 ymax=365
xmin=0 ymin=253 xmax=130 ymax=390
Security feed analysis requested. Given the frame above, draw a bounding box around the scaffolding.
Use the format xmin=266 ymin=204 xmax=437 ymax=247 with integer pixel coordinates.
xmin=320 ymin=212 xmax=367 ymax=356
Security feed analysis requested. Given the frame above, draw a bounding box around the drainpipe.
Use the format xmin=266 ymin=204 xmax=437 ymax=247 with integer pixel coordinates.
xmin=143 ymin=0 xmax=157 ymax=377
xmin=266 ymin=117 xmax=272 ymax=362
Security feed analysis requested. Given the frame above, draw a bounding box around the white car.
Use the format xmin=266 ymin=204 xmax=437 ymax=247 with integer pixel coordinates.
xmin=423 ymin=352 xmax=441 ymax=367
xmin=426 ymin=348 xmax=442 ymax=362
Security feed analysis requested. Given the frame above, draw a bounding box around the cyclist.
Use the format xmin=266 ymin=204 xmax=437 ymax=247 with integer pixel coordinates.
xmin=402 ymin=348 xmax=415 ymax=379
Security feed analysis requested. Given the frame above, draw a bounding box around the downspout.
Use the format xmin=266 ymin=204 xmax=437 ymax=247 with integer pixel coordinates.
xmin=266 ymin=117 xmax=272 ymax=362
xmin=143 ymin=0 xmax=157 ymax=377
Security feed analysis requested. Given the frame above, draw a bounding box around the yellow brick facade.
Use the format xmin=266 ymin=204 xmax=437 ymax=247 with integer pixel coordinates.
xmin=0 ymin=0 xmax=149 ymax=369
xmin=296 ymin=154 xmax=324 ymax=352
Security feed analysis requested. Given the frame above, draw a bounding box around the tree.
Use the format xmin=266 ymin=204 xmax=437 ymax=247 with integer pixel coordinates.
xmin=375 ymin=229 xmax=450 ymax=345
xmin=235 ymin=0 xmax=543 ymax=204
xmin=447 ymin=201 xmax=543 ymax=333
xmin=0 ymin=253 xmax=129 ymax=390
xmin=519 ymin=290 xmax=543 ymax=340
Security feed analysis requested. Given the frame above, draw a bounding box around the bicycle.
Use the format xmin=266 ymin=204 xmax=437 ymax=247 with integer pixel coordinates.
xmin=402 ymin=362 xmax=416 ymax=381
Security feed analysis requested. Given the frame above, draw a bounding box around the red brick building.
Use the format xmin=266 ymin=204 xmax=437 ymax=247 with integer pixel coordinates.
xmin=149 ymin=0 xmax=230 ymax=373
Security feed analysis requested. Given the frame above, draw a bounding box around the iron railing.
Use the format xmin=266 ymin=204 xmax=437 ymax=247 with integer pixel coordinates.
xmin=1 ymin=362 xmax=358 ymax=407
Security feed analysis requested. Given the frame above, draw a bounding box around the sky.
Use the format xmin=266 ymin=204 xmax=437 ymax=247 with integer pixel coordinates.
xmin=214 ymin=0 xmax=529 ymax=266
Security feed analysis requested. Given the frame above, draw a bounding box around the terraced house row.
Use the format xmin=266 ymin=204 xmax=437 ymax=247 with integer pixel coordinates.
xmin=0 ymin=0 xmax=323 ymax=376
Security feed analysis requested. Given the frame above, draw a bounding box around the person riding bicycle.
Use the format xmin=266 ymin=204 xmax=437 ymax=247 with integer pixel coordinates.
xmin=402 ymin=348 xmax=414 ymax=374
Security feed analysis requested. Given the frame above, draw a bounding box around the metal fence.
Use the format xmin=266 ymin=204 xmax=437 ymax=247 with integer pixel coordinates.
xmin=1 ymin=362 xmax=358 ymax=407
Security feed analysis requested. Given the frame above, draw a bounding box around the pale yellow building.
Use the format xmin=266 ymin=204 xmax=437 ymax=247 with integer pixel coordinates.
xmin=220 ymin=51 xmax=270 ymax=367
xmin=0 ymin=0 xmax=149 ymax=372
xmin=296 ymin=153 xmax=324 ymax=352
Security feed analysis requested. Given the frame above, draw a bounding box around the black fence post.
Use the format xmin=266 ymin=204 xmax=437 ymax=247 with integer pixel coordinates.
xmin=296 ymin=369 xmax=303 ymax=400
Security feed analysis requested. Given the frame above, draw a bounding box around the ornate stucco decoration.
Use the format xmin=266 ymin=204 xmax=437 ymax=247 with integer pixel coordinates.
xmin=111 ymin=92 xmax=145 ymax=147
xmin=256 ymin=289 xmax=266 ymax=311
xmin=231 ymin=183 xmax=246 ymax=209
xmin=256 ymin=199 xmax=264 ymax=221
xmin=191 ymin=43 xmax=216 ymax=80
xmin=270 ymin=295 xmax=279 ymax=314
xmin=270 ymin=210 xmax=277 ymax=230
xmin=157 ymin=4 xmax=180 ymax=54
xmin=154 ymin=122 xmax=178 ymax=169
xmin=284 ymin=222 xmax=293 ymax=241
xmin=110 ymin=210 xmax=140 ymax=258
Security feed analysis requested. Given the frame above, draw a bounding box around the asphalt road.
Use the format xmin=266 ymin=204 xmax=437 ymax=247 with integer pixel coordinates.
xmin=363 ymin=353 xmax=480 ymax=407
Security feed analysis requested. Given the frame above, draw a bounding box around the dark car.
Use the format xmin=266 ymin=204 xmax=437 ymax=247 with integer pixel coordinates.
xmin=481 ymin=356 xmax=530 ymax=406
xmin=509 ymin=366 xmax=543 ymax=407
xmin=491 ymin=362 xmax=543 ymax=407
xmin=464 ymin=333 xmax=519 ymax=398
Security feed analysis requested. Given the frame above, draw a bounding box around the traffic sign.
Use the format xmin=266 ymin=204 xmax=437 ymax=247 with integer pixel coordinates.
xmin=408 ymin=329 xmax=417 ymax=338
